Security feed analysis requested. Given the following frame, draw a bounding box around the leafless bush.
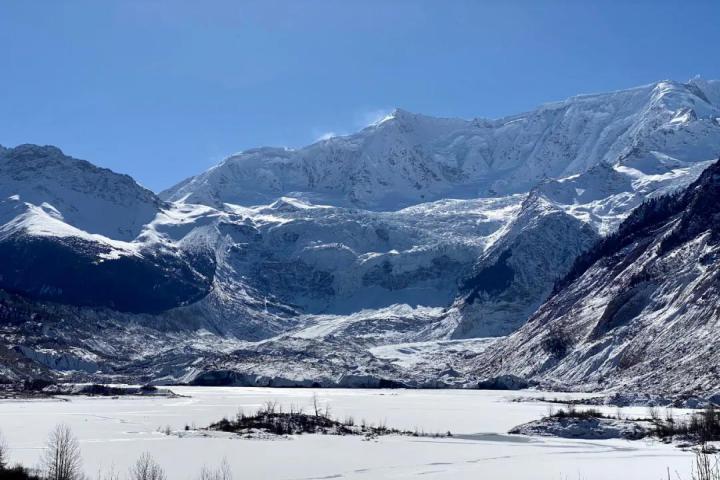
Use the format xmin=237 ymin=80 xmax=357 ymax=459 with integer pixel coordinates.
xmin=312 ymin=393 xmax=320 ymax=417
xmin=263 ymin=401 xmax=279 ymax=415
xmin=692 ymin=447 xmax=720 ymax=480
xmin=129 ymin=452 xmax=166 ymax=480
xmin=648 ymin=405 xmax=661 ymax=423
xmin=652 ymin=405 xmax=720 ymax=443
xmin=198 ymin=458 xmax=232 ymax=480
xmin=549 ymin=407 xmax=605 ymax=420
xmin=95 ymin=465 xmax=121 ymax=480
xmin=42 ymin=424 xmax=83 ymax=480
xmin=665 ymin=408 xmax=676 ymax=427
xmin=0 ymin=430 xmax=7 ymax=470
xmin=377 ymin=418 xmax=387 ymax=433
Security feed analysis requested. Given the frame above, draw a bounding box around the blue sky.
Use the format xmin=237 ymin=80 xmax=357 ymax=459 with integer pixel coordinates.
xmin=2 ymin=0 xmax=719 ymax=191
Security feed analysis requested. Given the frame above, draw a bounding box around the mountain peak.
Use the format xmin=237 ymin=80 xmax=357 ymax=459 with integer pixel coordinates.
xmin=366 ymin=108 xmax=430 ymax=128
xmin=388 ymin=107 xmax=418 ymax=119
xmin=163 ymin=78 xmax=720 ymax=209
xmin=0 ymin=143 xmax=163 ymax=240
xmin=6 ymin=143 xmax=65 ymax=158
xmin=1 ymin=144 xmax=72 ymax=171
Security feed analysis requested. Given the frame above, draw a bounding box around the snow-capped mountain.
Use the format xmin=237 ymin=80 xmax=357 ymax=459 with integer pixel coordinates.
xmin=442 ymin=157 xmax=715 ymax=338
xmin=0 ymin=144 xmax=162 ymax=241
xmin=2 ymin=78 xmax=720 ymax=391
xmin=0 ymin=145 xmax=219 ymax=314
xmin=445 ymin=193 xmax=600 ymax=338
xmin=163 ymin=79 xmax=720 ymax=210
xmin=159 ymin=78 xmax=720 ymax=333
xmin=473 ymin=158 xmax=720 ymax=393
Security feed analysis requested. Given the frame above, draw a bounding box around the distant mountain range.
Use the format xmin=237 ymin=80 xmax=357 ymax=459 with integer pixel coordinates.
xmin=1 ymin=78 xmax=719 ymax=392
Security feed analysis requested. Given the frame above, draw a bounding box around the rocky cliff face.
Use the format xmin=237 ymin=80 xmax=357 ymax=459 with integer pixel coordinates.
xmin=447 ymin=193 xmax=600 ymax=338
xmin=474 ymin=159 xmax=720 ymax=393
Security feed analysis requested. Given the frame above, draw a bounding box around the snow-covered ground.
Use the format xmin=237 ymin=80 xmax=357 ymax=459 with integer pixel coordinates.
xmin=0 ymin=387 xmax=694 ymax=479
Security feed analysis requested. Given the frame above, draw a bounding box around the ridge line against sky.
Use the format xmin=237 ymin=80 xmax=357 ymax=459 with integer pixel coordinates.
xmin=1 ymin=0 xmax=719 ymax=192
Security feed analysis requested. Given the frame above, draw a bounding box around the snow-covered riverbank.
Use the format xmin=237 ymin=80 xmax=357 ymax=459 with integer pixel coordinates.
xmin=0 ymin=387 xmax=695 ymax=479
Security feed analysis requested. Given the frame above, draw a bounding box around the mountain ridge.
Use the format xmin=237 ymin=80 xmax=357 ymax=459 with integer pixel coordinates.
xmin=162 ymin=78 xmax=720 ymax=210
xmin=1 ymin=78 xmax=720 ymax=391
xmin=473 ymin=158 xmax=720 ymax=393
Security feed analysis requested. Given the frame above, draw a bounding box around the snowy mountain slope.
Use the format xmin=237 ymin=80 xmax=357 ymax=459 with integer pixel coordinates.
xmin=0 ymin=289 xmax=482 ymax=388
xmin=534 ymin=159 xmax=715 ymax=235
xmin=10 ymin=153 xmax=716 ymax=387
xmin=472 ymin=159 xmax=720 ymax=393
xmin=3 ymin=78 xmax=720 ymax=390
xmin=0 ymin=144 xmax=162 ymax=240
xmin=0 ymin=145 xmax=220 ymax=313
xmin=162 ymin=79 xmax=720 ymax=210
xmin=151 ymin=78 xmax=720 ymax=338
xmin=445 ymin=195 xmax=600 ymax=338
xmin=215 ymin=195 xmax=521 ymax=314
xmin=441 ymin=158 xmax=716 ymax=338
xmin=0 ymin=144 xmax=518 ymax=325
xmin=0 ymin=144 xmax=511 ymax=333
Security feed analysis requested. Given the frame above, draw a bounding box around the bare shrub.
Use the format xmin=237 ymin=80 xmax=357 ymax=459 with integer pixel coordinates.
xmin=235 ymin=408 xmax=245 ymax=424
xmin=264 ymin=401 xmax=278 ymax=415
xmin=550 ymin=407 xmax=605 ymax=420
xmin=96 ymin=465 xmax=121 ymax=480
xmin=652 ymin=405 xmax=720 ymax=443
xmin=692 ymin=447 xmax=720 ymax=480
xmin=198 ymin=458 xmax=232 ymax=480
xmin=129 ymin=452 xmax=166 ymax=480
xmin=0 ymin=430 xmax=7 ymax=470
xmin=312 ymin=393 xmax=320 ymax=417
xmin=648 ymin=405 xmax=661 ymax=423
xmin=42 ymin=424 xmax=83 ymax=480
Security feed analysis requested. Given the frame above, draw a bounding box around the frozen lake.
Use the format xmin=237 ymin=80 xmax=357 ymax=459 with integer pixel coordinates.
xmin=0 ymin=387 xmax=693 ymax=479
